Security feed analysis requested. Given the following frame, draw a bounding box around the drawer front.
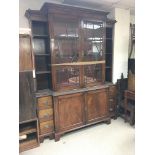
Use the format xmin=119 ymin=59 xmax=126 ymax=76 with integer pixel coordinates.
xmin=125 ymin=91 xmax=135 ymax=100
xmin=39 ymin=120 xmax=54 ymax=135
xmin=109 ymin=98 xmax=116 ymax=112
xmin=109 ymin=85 xmax=116 ymax=96
xmin=38 ymin=108 xmax=53 ymax=122
xmin=109 ymin=85 xmax=116 ymax=112
xmin=37 ymin=96 xmax=52 ymax=109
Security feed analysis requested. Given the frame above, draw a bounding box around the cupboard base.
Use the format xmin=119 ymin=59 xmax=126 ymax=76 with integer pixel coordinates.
xmin=54 ymin=117 xmax=111 ymax=141
xmin=39 ymin=132 xmax=54 ymax=143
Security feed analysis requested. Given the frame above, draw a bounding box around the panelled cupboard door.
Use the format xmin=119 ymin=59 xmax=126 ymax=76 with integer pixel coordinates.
xmin=19 ymin=35 xmax=33 ymax=71
xmin=86 ymin=88 xmax=108 ymax=123
xmin=55 ymin=93 xmax=85 ymax=132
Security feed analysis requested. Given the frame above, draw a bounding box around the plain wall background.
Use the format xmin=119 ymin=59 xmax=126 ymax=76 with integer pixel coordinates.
xmin=19 ymin=0 xmax=61 ymax=28
xmin=112 ymin=8 xmax=130 ymax=82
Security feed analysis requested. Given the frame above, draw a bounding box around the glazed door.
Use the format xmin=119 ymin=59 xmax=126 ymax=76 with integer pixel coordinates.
xmin=85 ymin=88 xmax=109 ymax=123
xmin=54 ymin=93 xmax=85 ymax=132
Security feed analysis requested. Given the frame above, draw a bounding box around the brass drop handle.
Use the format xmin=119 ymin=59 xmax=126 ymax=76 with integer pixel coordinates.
xmin=109 ymin=108 xmax=113 ymax=112
xmin=45 ymin=125 xmax=49 ymax=128
xmin=43 ymin=113 xmax=49 ymax=118
xmin=44 ymin=101 xmax=48 ymax=106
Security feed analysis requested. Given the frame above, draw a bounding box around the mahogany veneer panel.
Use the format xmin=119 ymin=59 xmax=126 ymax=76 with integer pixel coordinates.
xmin=19 ymin=35 xmax=33 ymax=71
xmin=19 ymin=71 xmax=36 ymax=122
xmin=86 ymin=88 xmax=108 ymax=123
xmin=56 ymin=93 xmax=85 ymax=132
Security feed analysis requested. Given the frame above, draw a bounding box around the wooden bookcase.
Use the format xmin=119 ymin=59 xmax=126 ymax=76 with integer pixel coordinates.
xmin=25 ymin=2 xmax=117 ymax=142
xmin=19 ymin=35 xmax=40 ymax=152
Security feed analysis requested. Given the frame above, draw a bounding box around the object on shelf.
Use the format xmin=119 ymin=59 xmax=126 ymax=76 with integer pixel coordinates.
xmin=19 ymin=135 xmax=27 ymax=140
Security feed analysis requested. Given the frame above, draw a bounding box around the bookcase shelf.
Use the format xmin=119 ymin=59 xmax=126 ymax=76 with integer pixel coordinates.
xmin=36 ymin=71 xmax=51 ymax=74
xmin=20 ymin=127 xmax=37 ymax=136
xmin=19 ymin=119 xmax=39 ymax=152
xmin=33 ymin=34 xmax=49 ymax=38
xmin=35 ymin=53 xmax=50 ymax=56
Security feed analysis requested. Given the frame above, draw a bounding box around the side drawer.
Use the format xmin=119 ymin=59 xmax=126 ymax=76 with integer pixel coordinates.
xmin=39 ymin=120 xmax=54 ymax=135
xmin=109 ymin=85 xmax=117 ymax=97
xmin=37 ymin=96 xmax=52 ymax=109
xmin=108 ymin=85 xmax=117 ymax=112
xmin=109 ymin=98 xmax=115 ymax=112
xmin=38 ymin=108 xmax=53 ymax=122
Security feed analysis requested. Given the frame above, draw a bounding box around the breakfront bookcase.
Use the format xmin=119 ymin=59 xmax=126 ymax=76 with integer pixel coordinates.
xmin=25 ymin=2 xmax=116 ymax=142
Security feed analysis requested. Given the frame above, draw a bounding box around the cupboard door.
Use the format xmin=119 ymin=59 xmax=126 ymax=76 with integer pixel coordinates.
xmin=55 ymin=93 xmax=85 ymax=132
xmin=19 ymin=35 xmax=33 ymax=71
xmin=86 ymin=88 xmax=109 ymax=123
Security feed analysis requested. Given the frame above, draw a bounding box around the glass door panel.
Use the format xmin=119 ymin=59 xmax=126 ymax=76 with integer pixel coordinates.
xmin=84 ymin=64 xmax=104 ymax=86
xmin=53 ymin=17 xmax=79 ymax=64
xmin=82 ymin=21 xmax=105 ymax=61
xmin=55 ymin=66 xmax=80 ymax=90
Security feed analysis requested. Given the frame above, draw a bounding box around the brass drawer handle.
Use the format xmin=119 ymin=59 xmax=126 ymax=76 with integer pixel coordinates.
xmin=109 ymin=108 xmax=113 ymax=112
xmin=44 ymin=101 xmax=48 ymax=106
xmin=109 ymin=99 xmax=114 ymax=102
xmin=43 ymin=113 xmax=49 ymax=118
xmin=45 ymin=125 xmax=50 ymax=128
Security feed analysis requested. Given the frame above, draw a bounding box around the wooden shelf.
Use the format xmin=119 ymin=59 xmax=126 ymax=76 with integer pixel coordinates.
xmin=35 ymin=53 xmax=50 ymax=56
xmin=33 ymin=34 xmax=49 ymax=38
xmin=55 ymin=35 xmax=79 ymax=40
xmin=20 ymin=127 xmax=37 ymax=136
xmin=36 ymin=71 xmax=51 ymax=74
xmin=52 ymin=60 xmax=105 ymax=66
xmin=19 ymin=119 xmax=39 ymax=152
xmin=19 ymin=139 xmax=39 ymax=152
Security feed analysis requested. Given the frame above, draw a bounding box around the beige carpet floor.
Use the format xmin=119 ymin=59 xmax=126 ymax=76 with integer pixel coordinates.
xmin=20 ymin=117 xmax=135 ymax=155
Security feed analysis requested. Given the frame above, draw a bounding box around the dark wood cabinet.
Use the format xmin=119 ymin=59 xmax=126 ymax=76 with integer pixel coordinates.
xmin=25 ymin=3 xmax=115 ymax=92
xmin=25 ymin=2 xmax=116 ymax=142
xmin=53 ymin=86 xmax=110 ymax=141
xmin=19 ymin=46 xmax=39 ymax=151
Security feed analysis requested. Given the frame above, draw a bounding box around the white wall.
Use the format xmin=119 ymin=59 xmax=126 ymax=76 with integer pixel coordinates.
xmin=19 ymin=0 xmax=62 ymax=28
xmin=129 ymin=14 xmax=135 ymax=59
xmin=112 ymin=8 xmax=130 ymax=83
xmin=130 ymin=15 xmax=135 ymax=24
